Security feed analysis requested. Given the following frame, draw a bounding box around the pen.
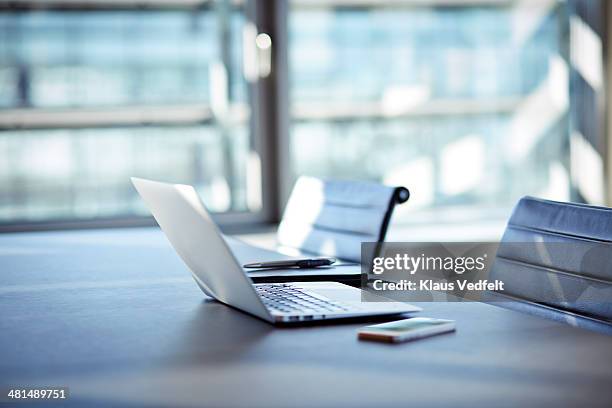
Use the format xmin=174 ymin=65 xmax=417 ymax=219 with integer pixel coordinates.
xmin=243 ymin=258 xmax=336 ymax=269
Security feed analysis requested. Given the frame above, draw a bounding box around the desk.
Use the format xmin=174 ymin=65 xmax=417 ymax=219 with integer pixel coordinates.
xmin=1 ymin=228 xmax=611 ymax=407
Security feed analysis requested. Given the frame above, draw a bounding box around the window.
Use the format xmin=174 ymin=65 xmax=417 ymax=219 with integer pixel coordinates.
xmin=288 ymin=0 xmax=570 ymax=222
xmin=0 ymin=1 xmax=262 ymax=225
xmin=0 ymin=0 xmax=605 ymax=232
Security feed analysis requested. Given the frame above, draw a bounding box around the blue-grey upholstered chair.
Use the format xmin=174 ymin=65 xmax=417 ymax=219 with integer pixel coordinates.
xmin=277 ymin=176 xmax=409 ymax=262
xmin=488 ymin=196 xmax=612 ymax=334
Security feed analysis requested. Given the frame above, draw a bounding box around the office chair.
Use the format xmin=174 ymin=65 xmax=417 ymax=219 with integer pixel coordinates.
xmin=488 ymin=196 xmax=612 ymax=334
xmin=277 ymin=176 xmax=410 ymax=262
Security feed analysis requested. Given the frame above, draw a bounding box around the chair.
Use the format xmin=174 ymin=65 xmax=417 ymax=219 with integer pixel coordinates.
xmin=488 ymin=196 xmax=612 ymax=334
xmin=276 ymin=176 xmax=409 ymax=262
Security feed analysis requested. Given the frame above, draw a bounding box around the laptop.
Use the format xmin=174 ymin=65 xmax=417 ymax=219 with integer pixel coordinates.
xmin=131 ymin=177 xmax=421 ymax=324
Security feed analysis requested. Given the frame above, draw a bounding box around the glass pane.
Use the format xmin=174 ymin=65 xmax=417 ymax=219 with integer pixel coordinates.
xmin=0 ymin=125 xmax=249 ymax=220
xmin=289 ymin=1 xmax=570 ymax=220
xmin=0 ymin=2 xmax=256 ymax=223
xmin=0 ymin=7 xmax=246 ymax=108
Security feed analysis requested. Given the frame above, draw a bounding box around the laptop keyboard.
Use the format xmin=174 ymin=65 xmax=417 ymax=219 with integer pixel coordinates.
xmin=255 ymin=283 xmax=350 ymax=315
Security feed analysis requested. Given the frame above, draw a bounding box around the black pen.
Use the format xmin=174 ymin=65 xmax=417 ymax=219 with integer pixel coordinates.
xmin=243 ymin=258 xmax=336 ymax=269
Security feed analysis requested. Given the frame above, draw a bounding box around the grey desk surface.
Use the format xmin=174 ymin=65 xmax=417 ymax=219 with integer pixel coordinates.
xmin=1 ymin=227 xmax=611 ymax=407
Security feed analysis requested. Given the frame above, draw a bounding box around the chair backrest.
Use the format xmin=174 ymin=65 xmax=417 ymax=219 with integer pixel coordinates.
xmin=489 ymin=196 xmax=612 ymax=333
xmin=277 ymin=176 xmax=409 ymax=262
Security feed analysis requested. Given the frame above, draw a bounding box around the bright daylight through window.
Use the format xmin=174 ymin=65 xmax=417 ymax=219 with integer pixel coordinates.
xmin=0 ymin=1 xmax=255 ymax=224
xmin=0 ymin=0 xmax=576 ymax=231
xmin=289 ymin=0 xmax=570 ymax=223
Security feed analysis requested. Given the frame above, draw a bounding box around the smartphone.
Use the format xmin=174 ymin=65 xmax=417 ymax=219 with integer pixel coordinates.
xmin=358 ymin=317 xmax=455 ymax=343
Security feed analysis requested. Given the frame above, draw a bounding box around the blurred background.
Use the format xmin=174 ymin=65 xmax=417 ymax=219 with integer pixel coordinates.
xmin=0 ymin=0 xmax=609 ymax=239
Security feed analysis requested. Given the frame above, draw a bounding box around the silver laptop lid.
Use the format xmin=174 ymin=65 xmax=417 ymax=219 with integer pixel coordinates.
xmin=131 ymin=177 xmax=271 ymax=322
